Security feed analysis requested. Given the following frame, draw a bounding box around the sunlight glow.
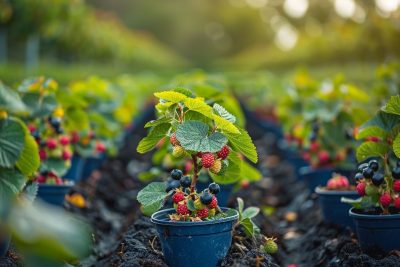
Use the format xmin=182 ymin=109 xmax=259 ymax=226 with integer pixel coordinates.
xmin=375 ymin=0 xmax=399 ymax=13
xmin=274 ymin=24 xmax=298 ymax=51
xmin=283 ymin=0 xmax=309 ymax=18
xmin=334 ymin=0 xmax=356 ymax=18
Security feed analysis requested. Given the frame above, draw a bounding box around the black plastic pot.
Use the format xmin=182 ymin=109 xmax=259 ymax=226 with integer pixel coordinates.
xmin=37 ymin=184 xmax=72 ymax=206
xmin=349 ymin=208 xmax=400 ymax=252
xmin=151 ymin=208 xmax=239 ymax=267
xmin=0 ymin=233 xmax=10 ymax=258
xmin=315 ymin=187 xmax=358 ymax=230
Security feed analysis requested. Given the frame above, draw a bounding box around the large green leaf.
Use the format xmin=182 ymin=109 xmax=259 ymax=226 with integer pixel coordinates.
xmin=356 ymin=141 xmax=390 ymax=162
xmin=226 ymin=127 xmax=258 ymax=163
xmin=137 ymin=123 xmax=171 ymax=154
xmin=154 ymin=91 xmax=187 ymax=103
xmin=212 ymin=114 xmax=240 ymax=134
xmin=360 ymin=111 xmax=400 ymax=134
xmin=356 ymin=126 xmax=387 ymax=140
xmin=382 ymin=95 xmax=400 ymax=116
xmin=43 ymin=158 xmax=69 ymax=177
xmin=213 ymin=103 xmax=236 ymax=123
xmin=242 ymin=207 xmax=260 ymax=220
xmin=137 ymin=182 xmax=168 ymax=215
xmin=144 ymin=117 xmax=172 ymax=128
xmin=0 ymin=168 xmax=27 ymax=204
xmin=184 ymin=98 xmax=213 ymax=118
xmin=176 ymin=121 xmax=227 ymax=152
xmin=65 ymin=108 xmax=90 ymax=131
xmin=0 ymin=83 xmax=27 ymax=113
xmin=240 ymin=218 xmax=255 ymax=237
xmin=16 ymin=134 xmax=40 ymax=177
xmin=22 ymin=93 xmax=57 ymax=118
xmin=393 ymin=133 xmax=400 ymax=158
xmin=0 ymin=119 xmax=25 ymax=168
xmin=240 ymin=161 xmax=262 ymax=182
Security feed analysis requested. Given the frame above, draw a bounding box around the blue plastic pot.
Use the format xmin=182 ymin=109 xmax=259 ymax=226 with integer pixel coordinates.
xmin=285 ymin=152 xmax=309 ymax=178
xmin=37 ymin=184 xmax=72 ymax=206
xmin=349 ymin=208 xmax=400 ymax=252
xmin=196 ymin=182 xmax=234 ymax=207
xmin=63 ymin=155 xmax=86 ymax=182
xmin=0 ymin=233 xmax=10 ymax=257
xmin=300 ymin=167 xmax=335 ymax=191
xmin=316 ymin=187 xmax=358 ymax=230
xmin=81 ymin=155 xmax=105 ymax=181
xmin=151 ymin=208 xmax=238 ymax=267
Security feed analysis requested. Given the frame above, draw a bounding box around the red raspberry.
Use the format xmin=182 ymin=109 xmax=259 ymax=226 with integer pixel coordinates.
xmin=209 ymin=196 xmax=218 ymax=209
xmin=380 ymin=193 xmax=392 ymax=207
xmin=62 ymin=150 xmax=72 ymax=161
xmin=217 ymin=145 xmax=230 ymax=160
xmin=356 ymin=182 xmax=366 ymax=196
xmin=318 ymin=150 xmax=330 ymax=165
xmin=46 ymin=138 xmax=57 ymax=150
xmin=394 ymin=180 xmax=400 ymax=192
xmin=39 ymin=150 xmax=47 ymax=160
xmin=36 ymin=175 xmax=46 ymax=183
xmin=170 ymin=133 xmax=180 ymax=146
xmin=176 ymin=203 xmax=189 ymax=215
xmin=201 ymin=153 xmax=215 ymax=168
xmin=59 ymin=135 xmax=70 ymax=146
xmin=395 ymin=198 xmax=400 ymax=209
xmin=28 ymin=124 xmax=36 ymax=133
xmin=196 ymin=152 xmax=203 ymax=158
xmin=172 ymin=192 xmax=185 ymax=204
xmin=96 ymin=142 xmax=106 ymax=153
xmin=71 ymin=131 xmax=80 ymax=144
xmin=196 ymin=208 xmax=209 ymax=219
xmin=309 ymin=141 xmax=319 ymax=152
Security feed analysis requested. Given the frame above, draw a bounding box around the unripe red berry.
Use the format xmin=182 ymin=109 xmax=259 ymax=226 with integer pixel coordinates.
xmin=380 ymin=193 xmax=392 ymax=207
xmin=96 ymin=142 xmax=106 ymax=153
xmin=395 ymin=198 xmax=400 ymax=209
xmin=201 ymin=153 xmax=215 ymax=168
xmin=39 ymin=150 xmax=47 ymax=160
xmin=394 ymin=180 xmax=400 ymax=192
xmin=62 ymin=149 xmax=72 ymax=161
xmin=172 ymin=192 xmax=185 ymax=204
xmin=209 ymin=196 xmax=218 ymax=209
xmin=59 ymin=135 xmax=70 ymax=146
xmin=46 ymin=138 xmax=57 ymax=150
xmin=356 ymin=182 xmax=366 ymax=196
xmin=196 ymin=208 xmax=209 ymax=219
xmin=176 ymin=203 xmax=189 ymax=215
xmin=217 ymin=145 xmax=230 ymax=160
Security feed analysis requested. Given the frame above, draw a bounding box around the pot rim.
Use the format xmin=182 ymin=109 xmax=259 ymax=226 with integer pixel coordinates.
xmin=38 ymin=184 xmax=73 ymax=189
xmin=151 ymin=208 xmax=239 ymax=226
xmin=315 ymin=186 xmax=358 ymax=196
xmin=349 ymin=207 xmax=400 ymax=219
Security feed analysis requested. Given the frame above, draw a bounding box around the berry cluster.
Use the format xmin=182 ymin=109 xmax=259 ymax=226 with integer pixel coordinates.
xmin=355 ymin=159 xmax=400 ymax=211
xmin=169 ymin=132 xmax=230 ymax=175
xmin=70 ymin=130 xmax=106 ymax=155
xmin=35 ymin=170 xmax=71 ymax=185
xmin=326 ymin=174 xmax=351 ymax=190
xmin=166 ymin=169 xmax=221 ymax=221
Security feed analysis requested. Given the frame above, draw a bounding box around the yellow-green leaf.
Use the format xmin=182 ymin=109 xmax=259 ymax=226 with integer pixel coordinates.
xmin=184 ymin=98 xmax=213 ymax=118
xmin=16 ymin=134 xmax=40 ymax=177
xmin=154 ymin=91 xmax=187 ymax=103
xmin=213 ymin=114 xmax=240 ymax=134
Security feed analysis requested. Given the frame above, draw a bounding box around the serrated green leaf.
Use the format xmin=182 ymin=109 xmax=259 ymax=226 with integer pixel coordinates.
xmin=137 ymin=182 xmax=168 ymax=215
xmin=176 ymin=121 xmax=227 ymax=152
xmin=137 ymin=123 xmax=171 ymax=154
xmin=213 ymin=103 xmax=236 ymax=123
xmin=144 ymin=117 xmax=172 ymax=128
xmin=240 ymin=218 xmax=254 ymax=237
xmin=360 ymin=111 xmax=400 ymax=134
xmin=393 ymin=134 xmax=400 ymax=158
xmin=382 ymin=95 xmax=400 ymax=116
xmin=240 ymin=161 xmax=262 ymax=182
xmin=242 ymin=207 xmax=260 ymax=219
xmin=356 ymin=141 xmax=390 ymax=162
xmin=16 ymin=134 xmax=40 ymax=177
xmin=184 ymin=111 xmax=211 ymax=124
xmin=22 ymin=93 xmax=57 ymax=118
xmin=173 ymin=87 xmax=194 ymax=97
xmin=226 ymin=127 xmax=258 ymax=163
xmin=0 ymin=168 xmax=27 ymax=203
xmin=155 ymin=102 xmax=175 ymax=113
xmin=0 ymin=83 xmax=27 ymax=113
xmin=184 ymin=98 xmax=213 ymax=118
xmin=356 ymin=126 xmax=387 ymax=140
xmin=0 ymin=119 xmax=25 ymax=168
xmin=65 ymin=108 xmax=90 ymax=131
xmin=154 ymin=91 xmax=187 ymax=103
xmin=213 ymin=114 xmax=240 ymax=134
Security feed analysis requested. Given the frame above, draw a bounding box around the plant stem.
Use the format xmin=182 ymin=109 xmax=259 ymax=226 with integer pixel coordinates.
xmin=190 ymin=154 xmax=199 ymax=194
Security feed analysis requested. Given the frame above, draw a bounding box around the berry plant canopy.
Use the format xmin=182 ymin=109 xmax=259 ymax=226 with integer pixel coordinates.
xmin=136 ymin=89 xmax=258 ymax=215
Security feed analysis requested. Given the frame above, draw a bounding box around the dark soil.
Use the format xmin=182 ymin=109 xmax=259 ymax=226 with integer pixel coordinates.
xmin=1 ymin=109 xmax=399 ymax=267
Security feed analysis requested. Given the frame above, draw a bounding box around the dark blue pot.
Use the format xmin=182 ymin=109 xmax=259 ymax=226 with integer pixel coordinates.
xmin=0 ymin=233 xmax=10 ymax=257
xmin=196 ymin=183 xmax=234 ymax=207
xmin=300 ymin=167 xmax=335 ymax=191
xmin=151 ymin=208 xmax=239 ymax=267
xmin=37 ymin=184 xmax=72 ymax=206
xmin=285 ymin=152 xmax=309 ymax=178
xmin=81 ymin=155 xmax=105 ymax=181
xmin=316 ymin=187 xmax=358 ymax=230
xmin=63 ymin=155 xmax=86 ymax=182
xmin=349 ymin=208 xmax=400 ymax=252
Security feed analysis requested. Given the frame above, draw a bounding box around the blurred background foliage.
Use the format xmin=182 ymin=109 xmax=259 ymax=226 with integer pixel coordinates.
xmin=0 ymin=0 xmax=399 ymax=83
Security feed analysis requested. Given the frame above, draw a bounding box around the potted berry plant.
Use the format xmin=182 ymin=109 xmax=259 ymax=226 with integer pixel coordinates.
xmin=136 ymin=89 xmax=259 ymax=267
xmin=315 ymin=173 xmax=358 ymax=229
xmin=0 ymin=82 xmax=40 ymax=256
xmin=347 ymin=95 xmax=400 ymax=252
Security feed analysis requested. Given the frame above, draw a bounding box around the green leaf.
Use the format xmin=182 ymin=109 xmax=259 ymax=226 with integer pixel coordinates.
xmin=382 ymin=95 xmax=400 ymax=116
xmin=187 ymin=199 xmax=196 ymax=211
xmin=65 ymin=108 xmax=90 ymax=131
xmin=16 ymin=134 xmax=40 ymax=176
xmin=22 ymin=93 xmax=57 ymax=118
xmin=0 ymin=168 xmax=27 ymax=203
xmin=154 ymin=91 xmax=187 ymax=103
xmin=213 ymin=103 xmax=236 ymax=123
xmin=144 ymin=117 xmax=172 ymax=128
xmin=0 ymin=119 xmax=25 ymax=168
xmin=393 ymin=133 xmax=400 ymax=158
xmin=137 ymin=182 xmax=168 ymax=215
xmin=240 ymin=161 xmax=262 ymax=182
xmin=360 ymin=111 xmax=400 ymax=134
xmin=21 ymin=182 xmax=38 ymax=203
xmin=0 ymin=83 xmax=27 ymax=113
xmin=176 ymin=121 xmax=227 ymax=152
xmin=184 ymin=98 xmax=213 ymax=118
xmin=226 ymin=127 xmax=258 ymax=163
xmin=212 ymin=114 xmax=240 ymax=134
xmin=173 ymin=87 xmax=194 ymax=97
xmin=137 ymin=123 xmax=171 ymax=154
xmin=242 ymin=207 xmax=260 ymax=219
xmin=356 ymin=126 xmax=387 ymax=140
xmin=240 ymin=218 xmax=255 ymax=237
xmin=185 ymin=111 xmax=211 ymax=124
xmin=209 ymin=152 xmax=241 ymax=184
xmin=43 ymin=158 xmax=69 ymax=177
xmin=237 ymin=197 xmax=244 ymax=215
xmin=356 ymin=141 xmax=390 ymax=162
